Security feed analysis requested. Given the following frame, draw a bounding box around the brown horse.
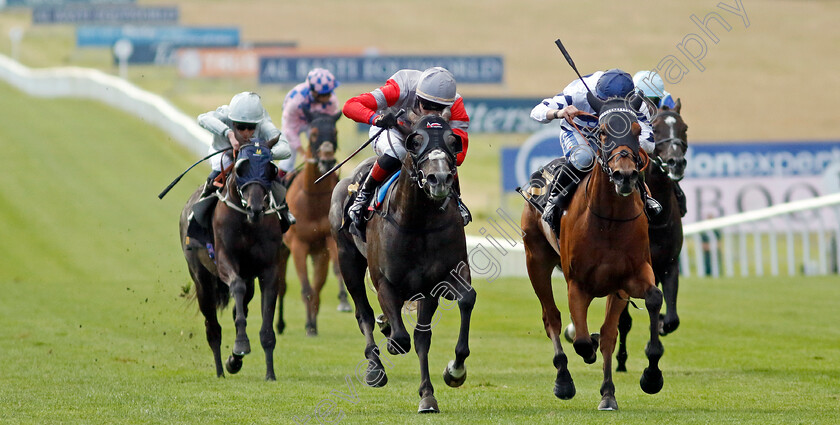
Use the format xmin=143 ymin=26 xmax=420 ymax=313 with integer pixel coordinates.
xmin=179 ymin=143 xmax=286 ymax=380
xmin=616 ymin=100 xmax=687 ymax=371
xmin=521 ymin=94 xmax=664 ymax=410
xmin=281 ymin=111 xmax=350 ymax=337
xmin=329 ymin=114 xmax=474 ymax=414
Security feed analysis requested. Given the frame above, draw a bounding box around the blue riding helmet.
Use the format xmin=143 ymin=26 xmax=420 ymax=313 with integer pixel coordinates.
xmin=595 ymin=69 xmax=634 ymax=100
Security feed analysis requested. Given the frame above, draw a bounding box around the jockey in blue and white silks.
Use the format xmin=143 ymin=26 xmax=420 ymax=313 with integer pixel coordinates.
xmin=530 ymin=69 xmax=660 ymax=233
xmin=531 ymin=70 xmax=655 ymax=174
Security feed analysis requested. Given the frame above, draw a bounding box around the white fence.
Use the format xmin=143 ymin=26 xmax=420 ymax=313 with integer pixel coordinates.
xmin=0 ymin=54 xmax=210 ymax=157
xmin=681 ymin=192 xmax=840 ymax=278
xmin=2 ymin=55 xmax=837 ymax=280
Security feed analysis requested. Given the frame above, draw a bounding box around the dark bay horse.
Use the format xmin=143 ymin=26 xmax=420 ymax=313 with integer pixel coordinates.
xmin=329 ymin=114 xmax=474 ymax=414
xmin=521 ymin=94 xmax=664 ymax=410
xmin=281 ymin=111 xmax=350 ymax=337
xmin=179 ymin=143 xmax=286 ymax=380
xmin=616 ymin=100 xmax=687 ymax=371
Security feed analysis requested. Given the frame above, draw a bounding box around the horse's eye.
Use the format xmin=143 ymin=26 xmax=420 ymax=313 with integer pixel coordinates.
xmin=408 ymin=135 xmax=423 ymax=151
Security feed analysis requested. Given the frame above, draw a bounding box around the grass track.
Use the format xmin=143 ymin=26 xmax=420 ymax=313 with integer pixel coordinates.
xmin=1 ymin=82 xmax=839 ymax=424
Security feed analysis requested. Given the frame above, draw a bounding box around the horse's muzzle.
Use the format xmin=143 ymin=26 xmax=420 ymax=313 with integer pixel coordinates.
xmin=667 ymin=157 xmax=687 ymax=181
xmin=611 ymin=169 xmax=639 ymax=196
xmin=425 ymin=171 xmax=454 ymax=200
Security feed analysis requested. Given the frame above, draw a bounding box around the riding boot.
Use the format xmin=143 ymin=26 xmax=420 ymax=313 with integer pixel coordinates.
xmin=451 ymin=177 xmax=471 ymax=226
xmin=640 ymin=181 xmax=663 ymax=216
xmin=348 ymin=172 xmax=378 ymax=240
xmin=187 ymin=170 xmax=222 ymax=247
xmin=674 ymin=181 xmax=687 ymax=217
xmin=542 ymin=163 xmax=587 ymax=235
xmin=269 ymin=177 xmax=296 ymax=232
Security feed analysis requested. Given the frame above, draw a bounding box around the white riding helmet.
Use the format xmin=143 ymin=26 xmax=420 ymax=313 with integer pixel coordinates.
xmin=228 ymin=91 xmax=265 ymax=124
xmin=417 ymin=67 xmax=457 ymax=106
xmin=633 ymin=70 xmax=666 ymax=99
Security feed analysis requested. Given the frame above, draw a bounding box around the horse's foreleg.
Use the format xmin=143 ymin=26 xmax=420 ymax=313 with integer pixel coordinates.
xmin=376 ymin=279 xmax=411 ymax=356
xmin=335 ymin=237 xmax=386 ymax=387
xmin=597 ymin=294 xmax=628 ymax=411
xmin=309 ymin=247 xmax=331 ymax=335
xmin=228 ymin=276 xmax=251 ymax=357
xmin=276 ymin=243 xmax=290 ymax=335
xmin=616 ymin=304 xmax=632 ymax=372
xmin=414 ymin=297 xmax=440 ymax=413
xmin=194 ymin=271 xmax=224 ymax=378
xmin=640 ymin=282 xmax=664 ymax=394
xmin=567 ymin=282 xmax=597 ymax=364
xmin=524 ymin=245 xmax=574 ymax=399
xmin=328 ymin=237 xmax=352 ymax=312
xmin=659 ymin=262 xmax=680 ymax=335
xmin=258 ymin=269 xmax=280 ymax=381
xmin=290 ymin=240 xmax=317 ymax=336
xmin=443 ymin=281 xmax=474 ymax=389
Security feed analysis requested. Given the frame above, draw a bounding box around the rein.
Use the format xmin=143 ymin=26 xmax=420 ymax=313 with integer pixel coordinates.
xmin=217 ymin=179 xmax=283 ymax=217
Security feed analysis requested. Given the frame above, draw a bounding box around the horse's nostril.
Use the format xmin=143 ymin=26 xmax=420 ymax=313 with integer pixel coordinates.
xmin=667 ymin=158 xmax=677 ymax=166
xmin=631 ymin=170 xmax=639 ymax=180
xmin=445 ymin=174 xmax=453 ymax=186
xmin=612 ymin=171 xmax=623 ymax=182
xmin=678 ymin=158 xmax=687 ymax=167
xmin=427 ymin=174 xmax=438 ymax=185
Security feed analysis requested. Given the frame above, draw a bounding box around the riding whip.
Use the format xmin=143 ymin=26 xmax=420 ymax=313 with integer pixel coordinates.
xmin=158 ymin=147 xmax=233 ymax=199
xmin=554 ymin=39 xmax=594 ymax=95
xmin=314 ymin=109 xmax=405 ymax=184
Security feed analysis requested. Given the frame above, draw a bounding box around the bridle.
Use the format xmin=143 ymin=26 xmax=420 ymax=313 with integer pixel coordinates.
xmin=649 ymin=111 xmax=687 ymax=179
xmin=217 ymin=144 xmax=283 ymax=217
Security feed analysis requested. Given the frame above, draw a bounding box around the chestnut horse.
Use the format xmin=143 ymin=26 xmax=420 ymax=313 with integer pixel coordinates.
xmin=281 ymin=111 xmax=350 ymax=337
xmin=329 ymin=114 xmax=474 ymax=414
xmin=521 ymin=94 xmax=664 ymax=410
xmin=179 ymin=143 xmax=286 ymax=380
xmin=616 ymin=100 xmax=687 ymax=371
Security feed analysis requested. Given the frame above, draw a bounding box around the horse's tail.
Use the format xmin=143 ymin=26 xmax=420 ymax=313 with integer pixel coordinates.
xmin=214 ymin=279 xmax=231 ymax=310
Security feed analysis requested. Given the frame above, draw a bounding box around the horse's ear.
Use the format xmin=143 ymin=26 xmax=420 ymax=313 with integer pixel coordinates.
xmin=674 ymin=98 xmax=682 ymax=114
xmin=332 ymin=111 xmax=342 ymax=122
xmin=587 ymin=91 xmax=604 ymax=114
xmin=447 ymin=132 xmax=463 ymax=155
xmin=631 ymin=122 xmax=641 ymax=138
xmin=302 ymin=108 xmax=313 ymax=122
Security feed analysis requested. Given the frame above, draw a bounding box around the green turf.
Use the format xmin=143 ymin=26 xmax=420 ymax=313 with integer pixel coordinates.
xmin=2 ymin=82 xmax=839 ymax=424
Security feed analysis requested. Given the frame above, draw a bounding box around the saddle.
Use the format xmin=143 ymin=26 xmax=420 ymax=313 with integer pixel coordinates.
xmin=516 ymin=158 xmax=566 ymax=215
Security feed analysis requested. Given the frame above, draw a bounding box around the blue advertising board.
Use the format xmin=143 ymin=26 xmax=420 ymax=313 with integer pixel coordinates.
xmin=259 ymin=55 xmax=504 ymax=84
xmin=77 ymin=26 xmax=239 ymax=48
xmin=33 ymin=5 xmax=177 ymax=24
xmin=501 ymin=135 xmax=840 ymax=192
xmin=463 ymin=98 xmax=541 ymax=134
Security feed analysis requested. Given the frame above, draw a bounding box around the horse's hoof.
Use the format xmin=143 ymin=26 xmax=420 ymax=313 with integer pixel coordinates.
xmin=661 ymin=318 xmax=680 ymax=335
xmin=276 ymin=322 xmax=285 ymax=335
xmin=640 ymin=367 xmax=664 ymax=394
xmin=337 ymin=301 xmax=353 ymax=312
xmin=418 ymin=396 xmax=440 ymax=414
xmin=365 ymin=366 xmax=388 ymax=388
xmin=443 ymin=360 xmax=466 ymax=388
xmin=233 ymin=339 xmax=251 ymax=356
xmin=553 ymin=380 xmax=576 ymax=400
xmin=597 ymin=396 xmax=618 ymax=411
xmin=306 ymin=327 xmax=318 ymax=337
xmin=616 ymin=364 xmax=627 ymax=372
xmin=225 ymin=355 xmax=243 ymax=374
xmin=563 ymin=323 xmax=575 ymax=343
xmin=265 ymin=372 xmax=276 ymax=381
